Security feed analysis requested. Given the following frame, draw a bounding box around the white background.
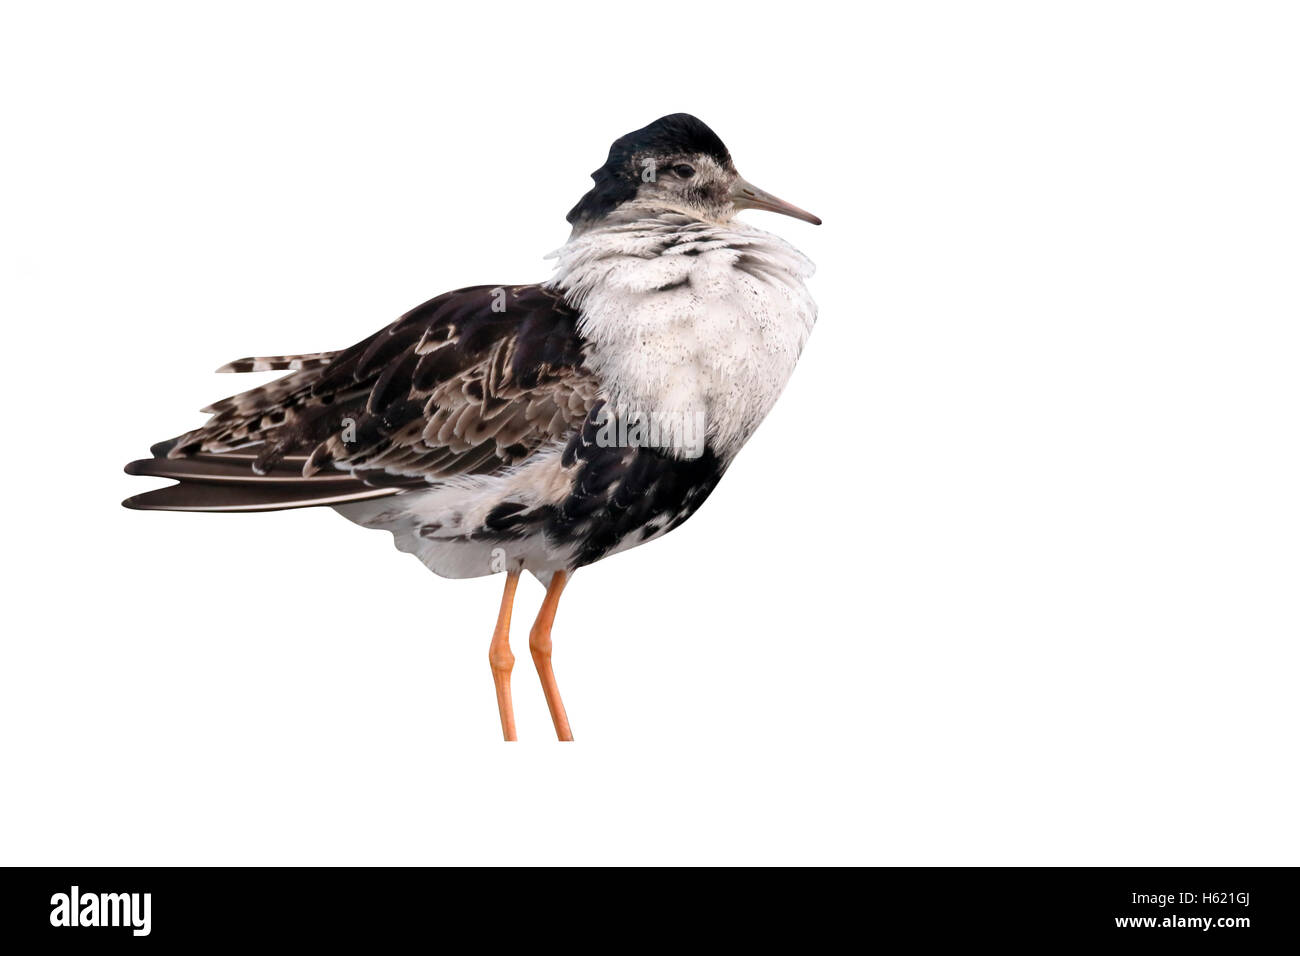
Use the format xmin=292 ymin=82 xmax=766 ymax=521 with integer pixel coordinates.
xmin=1 ymin=1 xmax=1296 ymax=865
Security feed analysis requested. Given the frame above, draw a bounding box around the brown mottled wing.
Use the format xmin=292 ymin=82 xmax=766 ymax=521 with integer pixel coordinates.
xmin=123 ymin=285 xmax=597 ymax=512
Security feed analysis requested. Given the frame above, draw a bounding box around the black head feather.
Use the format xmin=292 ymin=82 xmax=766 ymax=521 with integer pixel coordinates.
xmin=566 ymin=114 xmax=732 ymax=227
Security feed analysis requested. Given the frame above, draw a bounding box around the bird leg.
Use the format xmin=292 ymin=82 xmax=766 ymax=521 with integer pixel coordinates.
xmin=529 ymin=570 xmax=574 ymax=741
xmin=488 ymin=570 xmax=521 ymax=741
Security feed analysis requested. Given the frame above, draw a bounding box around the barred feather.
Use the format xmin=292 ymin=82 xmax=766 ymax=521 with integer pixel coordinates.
xmin=216 ymin=352 xmax=338 ymax=373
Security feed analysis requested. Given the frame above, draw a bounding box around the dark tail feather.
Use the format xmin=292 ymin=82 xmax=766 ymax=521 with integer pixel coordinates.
xmin=122 ymin=450 xmax=403 ymax=513
xmin=125 ymin=454 xmax=344 ymax=485
xmin=121 ymin=476 xmax=398 ymax=512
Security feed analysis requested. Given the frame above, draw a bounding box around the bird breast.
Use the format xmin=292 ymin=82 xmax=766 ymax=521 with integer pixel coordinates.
xmin=546 ymin=217 xmax=817 ymax=462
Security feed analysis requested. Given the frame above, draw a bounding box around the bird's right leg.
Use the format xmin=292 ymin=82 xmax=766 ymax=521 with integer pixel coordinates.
xmin=488 ymin=570 xmax=521 ymax=741
xmin=529 ymin=570 xmax=574 ymax=742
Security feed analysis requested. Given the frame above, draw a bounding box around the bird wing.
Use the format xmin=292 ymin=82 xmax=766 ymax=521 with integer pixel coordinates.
xmin=123 ymin=284 xmax=598 ymax=512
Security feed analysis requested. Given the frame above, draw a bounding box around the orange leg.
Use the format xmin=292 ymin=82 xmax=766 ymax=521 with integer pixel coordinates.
xmin=488 ymin=570 xmax=521 ymax=742
xmin=529 ymin=570 xmax=574 ymax=741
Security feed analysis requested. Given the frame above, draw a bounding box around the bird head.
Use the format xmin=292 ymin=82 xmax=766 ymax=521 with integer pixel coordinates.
xmin=566 ymin=113 xmax=821 ymax=234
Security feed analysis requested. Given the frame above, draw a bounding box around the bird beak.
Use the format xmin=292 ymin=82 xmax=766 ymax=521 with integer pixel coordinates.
xmin=730 ymin=176 xmax=822 ymax=225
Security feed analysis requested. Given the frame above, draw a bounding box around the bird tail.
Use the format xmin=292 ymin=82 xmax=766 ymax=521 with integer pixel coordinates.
xmin=121 ymin=449 xmax=402 ymax=513
xmin=124 ymin=346 xmax=420 ymax=512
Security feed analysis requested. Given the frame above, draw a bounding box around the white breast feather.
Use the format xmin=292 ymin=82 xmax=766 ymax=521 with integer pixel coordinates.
xmin=547 ymin=219 xmax=817 ymax=461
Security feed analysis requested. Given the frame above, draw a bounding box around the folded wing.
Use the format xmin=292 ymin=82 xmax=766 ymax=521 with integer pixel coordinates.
xmin=123 ymin=284 xmax=598 ymax=512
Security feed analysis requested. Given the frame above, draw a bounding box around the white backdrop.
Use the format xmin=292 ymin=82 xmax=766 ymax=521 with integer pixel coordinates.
xmin=2 ymin=2 xmax=1296 ymax=865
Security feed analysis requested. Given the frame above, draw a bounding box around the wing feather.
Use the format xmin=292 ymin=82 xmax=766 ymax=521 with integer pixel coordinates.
xmin=215 ymin=352 xmax=339 ymax=373
xmin=124 ymin=284 xmax=597 ymax=512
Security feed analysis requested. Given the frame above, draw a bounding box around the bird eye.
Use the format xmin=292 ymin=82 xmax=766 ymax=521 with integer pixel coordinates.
xmin=672 ymin=164 xmax=696 ymax=178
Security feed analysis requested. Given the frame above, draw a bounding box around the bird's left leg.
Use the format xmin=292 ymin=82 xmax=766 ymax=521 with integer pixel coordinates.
xmin=529 ymin=570 xmax=574 ymax=742
xmin=488 ymin=570 xmax=521 ymax=742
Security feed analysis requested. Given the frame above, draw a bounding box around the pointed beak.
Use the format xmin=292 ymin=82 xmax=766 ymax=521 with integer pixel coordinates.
xmin=729 ymin=176 xmax=822 ymax=225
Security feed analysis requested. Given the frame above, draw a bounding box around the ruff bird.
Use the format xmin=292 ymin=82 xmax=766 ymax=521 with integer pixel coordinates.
xmin=124 ymin=114 xmax=821 ymax=740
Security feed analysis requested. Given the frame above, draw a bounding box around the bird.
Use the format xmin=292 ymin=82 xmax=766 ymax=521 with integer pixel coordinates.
xmin=123 ymin=113 xmax=820 ymax=741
